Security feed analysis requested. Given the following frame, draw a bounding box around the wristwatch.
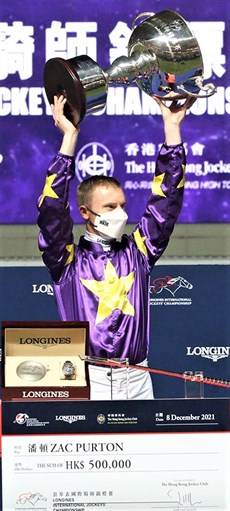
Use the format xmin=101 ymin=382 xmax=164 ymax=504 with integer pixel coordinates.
xmin=62 ymin=360 xmax=76 ymax=379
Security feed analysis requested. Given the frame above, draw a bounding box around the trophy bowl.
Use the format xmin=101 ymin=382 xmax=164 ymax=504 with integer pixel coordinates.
xmin=127 ymin=9 xmax=216 ymax=100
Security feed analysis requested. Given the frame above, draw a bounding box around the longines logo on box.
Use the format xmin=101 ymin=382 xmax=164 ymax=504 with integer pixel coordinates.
xmin=187 ymin=346 xmax=230 ymax=362
xmin=18 ymin=337 xmax=71 ymax=346
xmin=22 ymin=390 xmax=70 ymax=399
xmin=5 ymin=327 xmax=86 ymax=352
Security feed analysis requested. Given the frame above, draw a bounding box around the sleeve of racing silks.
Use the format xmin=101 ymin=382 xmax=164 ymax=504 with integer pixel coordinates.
xmin=131 ymin=142 xmax=186 ymax=271
xmin=37 ymin=152 xmax=76 ymax=282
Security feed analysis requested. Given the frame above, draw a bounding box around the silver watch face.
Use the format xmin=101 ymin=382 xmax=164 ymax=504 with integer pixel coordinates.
xmin=62 ymin=361 xmax=76 ymax=377
xmin=16 ymin=361 xmax=47 ymax=381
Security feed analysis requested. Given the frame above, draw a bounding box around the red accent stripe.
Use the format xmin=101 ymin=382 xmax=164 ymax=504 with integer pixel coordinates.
xmin=89 ymin=360 xmax=230 ymax=388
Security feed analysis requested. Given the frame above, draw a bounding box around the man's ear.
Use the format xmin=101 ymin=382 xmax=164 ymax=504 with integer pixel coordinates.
xmin=79 ymin=205 xmax=89 ymax=220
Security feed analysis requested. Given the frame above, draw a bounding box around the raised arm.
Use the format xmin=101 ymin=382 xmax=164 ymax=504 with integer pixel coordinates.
xmin=132 ymin=96 xmax=196 ymax=269
xmin=153 ymin=95 xmax=196 ymax=145
xmin=51 ymin=95 xmax=80 ymax=155
xmin=37 ymin=96 xmax=80 ymax=282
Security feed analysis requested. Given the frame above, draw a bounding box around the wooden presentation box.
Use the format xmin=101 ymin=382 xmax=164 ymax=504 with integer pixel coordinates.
xmin=1 ymin=321 xmax=90 ymax=401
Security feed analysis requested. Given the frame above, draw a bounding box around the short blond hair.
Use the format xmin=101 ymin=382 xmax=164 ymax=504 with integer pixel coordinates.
xmin=77 ymin=175 xmax=122 ymax=207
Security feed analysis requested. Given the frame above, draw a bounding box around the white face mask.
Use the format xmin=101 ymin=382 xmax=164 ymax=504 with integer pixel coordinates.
xmin=88 ymin=207 xmax=128 ymax=240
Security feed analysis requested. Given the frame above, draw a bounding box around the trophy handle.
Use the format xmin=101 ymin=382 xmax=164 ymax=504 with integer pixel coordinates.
xmin=178 ymin=76 xmax=216 ymax=98
xmin=131 ymin=12 xmax=155 ymax=29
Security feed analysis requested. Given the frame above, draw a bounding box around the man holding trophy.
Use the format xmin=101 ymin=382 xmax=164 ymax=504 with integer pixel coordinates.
xmin=38 ymin=10 xmax=215 ymax=399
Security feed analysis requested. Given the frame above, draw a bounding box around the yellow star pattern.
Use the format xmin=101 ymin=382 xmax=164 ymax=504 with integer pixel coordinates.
xmin=80 ymin=260 xmax=135 ymax=325
xmin=64 ymin=244 xmax=74 ymax=266
xmin=133 ymin=229 xmax=147 ymax=257
xmin=151 ymin=173 xmax=166 ymax=197
xmin=177 ymin=164 xmax=186 ymax=189
xmin=38 ymin=174 xmax=59 ymax=207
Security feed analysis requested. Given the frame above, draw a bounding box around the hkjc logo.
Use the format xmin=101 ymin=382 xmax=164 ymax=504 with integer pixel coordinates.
xmin=150 ymin=275 xmax=193 ymax=297
xmin=97 ymin=414 xmax=106 ymax=425
xmin=75 ymin=142 xmax=114 ymax=181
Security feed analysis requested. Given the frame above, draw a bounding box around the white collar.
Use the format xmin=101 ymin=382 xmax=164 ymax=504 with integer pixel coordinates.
xmin=84 ymin=231 xmax=112 ymax=251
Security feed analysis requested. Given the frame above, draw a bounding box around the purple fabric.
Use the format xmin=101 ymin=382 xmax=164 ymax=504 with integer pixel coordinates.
xmin=37 ymin=143 xmax=185 ymax=364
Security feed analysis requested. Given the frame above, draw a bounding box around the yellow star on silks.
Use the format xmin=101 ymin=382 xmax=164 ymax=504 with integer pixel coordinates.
xmin=38 ymin=174 xmax=59 ymax=207
xmin=64 ymin=244 xmax=74 ymax=266
xmin=151 ymin=173 xmax=166 ymax=197
xmin=133 ymin=229 xmax=147 ymax=257
xmin=177 ymin=164 xmax=186 ymax=189
xmin=80 ymin=260 xmax=135 ymax=325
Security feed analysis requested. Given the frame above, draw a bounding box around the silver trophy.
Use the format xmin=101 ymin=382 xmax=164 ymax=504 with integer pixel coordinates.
xmin=44 ymin=9 xmax=216 ymax=126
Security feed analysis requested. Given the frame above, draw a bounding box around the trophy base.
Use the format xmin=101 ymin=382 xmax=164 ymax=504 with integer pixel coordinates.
xmin=44 ymin=55 xmax=108 ymax=126
xmin=44 ymin=57 xmax=86 ymax=126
